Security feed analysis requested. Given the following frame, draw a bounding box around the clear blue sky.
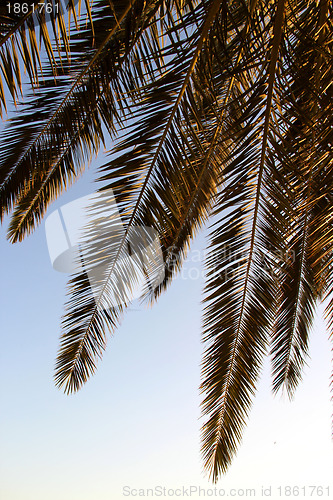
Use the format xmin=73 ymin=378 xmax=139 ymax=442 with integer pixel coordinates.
xmin=0 ymin=155 xmax=332 ymax=500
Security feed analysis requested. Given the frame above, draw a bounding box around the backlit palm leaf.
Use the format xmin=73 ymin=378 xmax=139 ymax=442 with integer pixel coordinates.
xmin=55 ymin=0 xmax=224 ymax=393
xmin=2 ymin=0 xmax=177 ymax=239
xmin=201 ymin=0 xmax=286 ymax=478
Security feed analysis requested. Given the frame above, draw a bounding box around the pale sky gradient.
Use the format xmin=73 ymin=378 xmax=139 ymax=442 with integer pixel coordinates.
xmin=1 ymin=160 xmax=332 ymax=500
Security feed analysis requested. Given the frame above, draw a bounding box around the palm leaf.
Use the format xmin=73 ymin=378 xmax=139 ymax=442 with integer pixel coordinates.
xmin=201 ymin=0 xmax=286 ymax=479
xmin=269 ymin=0 xmax=333 ymax=396
xmin=1 ymin=0 xmax=164 ymax=238
xmin=54 ymin=0 xmax=225 ymax=393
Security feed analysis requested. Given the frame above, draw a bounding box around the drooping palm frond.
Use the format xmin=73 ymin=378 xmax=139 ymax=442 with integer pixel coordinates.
xmin=1 ymin=0 xmax=167 ymax=239
xmin=0 ymin=0 xmax=80 ymax=114
xmin=54 ymin=0 xmax=225 ymax=394
xmin=200 ymin=0 xmax=287 ymax=479
xmin=3 ymin=0 xmax=128 ymax=238
xmin=268 ymin=0 xmax=333 ymax=397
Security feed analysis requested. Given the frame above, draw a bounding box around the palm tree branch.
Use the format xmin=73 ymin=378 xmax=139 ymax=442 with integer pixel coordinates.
xmin=156 ymin=0 xmax=259 ymax=294
xmin=271 ymin=0 xmax=331 ymax=395
xmin=54 ymin=0 xmax=225 ymax=392
xmin=207 ymin=0 xmax=286 ymax=471
xmin=0 ymin=1 xmax=133 ymax=197
xmin=2 ymin=0 xmax=172 ymax=235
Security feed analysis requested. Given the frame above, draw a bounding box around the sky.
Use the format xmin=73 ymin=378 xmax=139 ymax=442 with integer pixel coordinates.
xmin=0 ymin=157 xmax=332 ymax=500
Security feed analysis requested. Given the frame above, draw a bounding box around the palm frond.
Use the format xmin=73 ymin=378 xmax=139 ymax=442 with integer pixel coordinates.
xmin=269 ymin=0 xmax=333 ymax=396
xmin=3 ymin=0 xmax=131 ymax=240
xmin=2 ymin=0 xmax=165 ymax=239
xmin=54 ymin=0 xmax=224 ymax=393
xmin=201 ymin=0 xmax=286 ymax=479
